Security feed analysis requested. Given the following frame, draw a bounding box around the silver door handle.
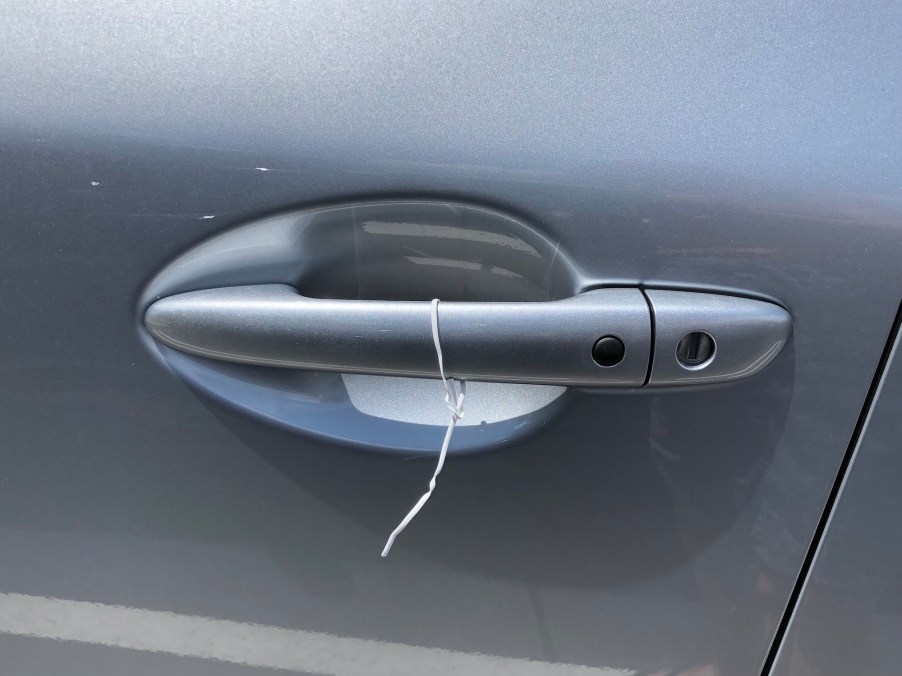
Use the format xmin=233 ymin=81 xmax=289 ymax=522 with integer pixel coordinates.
xmin=144 ymin=284 xmax=790 ymax=388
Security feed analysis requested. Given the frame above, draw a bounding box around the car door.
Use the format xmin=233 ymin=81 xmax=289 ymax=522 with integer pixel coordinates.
xmin=1 ymin=3 xmax=901 ymax=676
xmin=770 ymin=308 xmax=902 ymax=676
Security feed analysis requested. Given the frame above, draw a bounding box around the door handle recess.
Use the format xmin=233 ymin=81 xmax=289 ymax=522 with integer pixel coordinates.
xmin=144 ymin=284 xmax=791 ymax=388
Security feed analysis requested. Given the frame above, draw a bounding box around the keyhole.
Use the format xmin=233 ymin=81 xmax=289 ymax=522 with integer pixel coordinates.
xmin=676 ymin=331 xmax=715 ymax=369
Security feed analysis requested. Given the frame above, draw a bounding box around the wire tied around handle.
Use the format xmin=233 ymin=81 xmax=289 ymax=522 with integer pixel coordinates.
xmin=381 ymin=298 xmax=465 ymax=557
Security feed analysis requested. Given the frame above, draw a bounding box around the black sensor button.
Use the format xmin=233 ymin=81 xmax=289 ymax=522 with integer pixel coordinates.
xmin=592 ymin=335 xmax=625 ymax=367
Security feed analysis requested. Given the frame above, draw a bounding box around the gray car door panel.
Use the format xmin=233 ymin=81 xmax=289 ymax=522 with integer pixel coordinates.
xmin=769 ymin=307 xmax=902 ymax=676
xmin=1 ymin=3 xmax=901 ymax=676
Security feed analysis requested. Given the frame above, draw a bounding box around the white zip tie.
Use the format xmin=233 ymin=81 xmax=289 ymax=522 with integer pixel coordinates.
xmin=381 ymin=298 xmax=465 ymax=558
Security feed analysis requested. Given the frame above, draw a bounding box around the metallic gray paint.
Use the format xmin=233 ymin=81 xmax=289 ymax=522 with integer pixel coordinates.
xmin=143 ymin=201 xmax=790 ymax=393
xmin=645 ymin=290 xmax=790 ymax=386
xmin=0 ymin=1 xmax=901 ymax=675
xmin=146 ymin=282 xmax=790 ymax=389
xmin=139 ymin=202 xmax=577 ymax=308
xmin=145 ymin=285 xmax=654 ymax=387
xmin=770 ymin=318 xmax=902 ymax=676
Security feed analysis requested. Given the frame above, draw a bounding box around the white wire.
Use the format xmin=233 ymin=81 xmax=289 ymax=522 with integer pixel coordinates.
xmin=381 ymin=298 xmax=465 ymax=558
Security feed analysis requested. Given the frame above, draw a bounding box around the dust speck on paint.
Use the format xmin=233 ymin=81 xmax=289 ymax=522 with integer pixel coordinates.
xmin=90 ymin=181 xmax=100 ymax=187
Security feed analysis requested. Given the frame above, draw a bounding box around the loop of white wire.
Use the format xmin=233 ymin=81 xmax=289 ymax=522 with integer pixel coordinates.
xmin=381 ymin=298 xmax=465 ymax=558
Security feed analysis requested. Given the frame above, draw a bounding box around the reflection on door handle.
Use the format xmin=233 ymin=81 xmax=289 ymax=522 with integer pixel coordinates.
xmin=145 ymin=284 xmax=791 ymax=388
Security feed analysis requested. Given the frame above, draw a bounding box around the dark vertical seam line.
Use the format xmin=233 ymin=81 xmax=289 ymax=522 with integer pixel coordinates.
xmin=641 ymin=288 xmax=655 ymax=386
xmin=758 ymin=297 xmax=902 ymax=676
